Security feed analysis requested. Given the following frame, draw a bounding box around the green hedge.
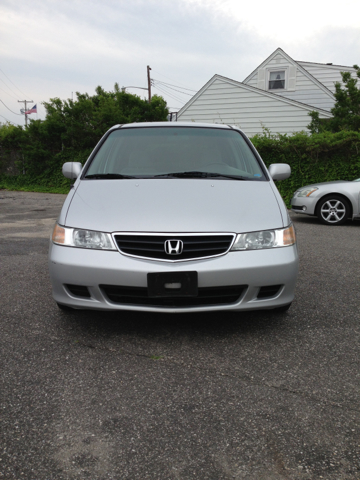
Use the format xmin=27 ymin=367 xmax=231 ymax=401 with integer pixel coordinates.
xmin=1 ymin=130 xmax=360 ymax=203
xmin=251 ymin=130 xmax=360 ymax=206
xmin=0 ymin=148 xmax=89 ymax=194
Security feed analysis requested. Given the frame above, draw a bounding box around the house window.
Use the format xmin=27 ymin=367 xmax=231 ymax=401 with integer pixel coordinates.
xmin=269 ymin=71 xmax=285 ymax=90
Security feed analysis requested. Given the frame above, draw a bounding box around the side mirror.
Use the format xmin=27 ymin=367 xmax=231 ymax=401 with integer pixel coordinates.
xmin=62 ymin=162 xmax=82 ymax=179
xmin=268 ymin=163 xmax=291 ymax=181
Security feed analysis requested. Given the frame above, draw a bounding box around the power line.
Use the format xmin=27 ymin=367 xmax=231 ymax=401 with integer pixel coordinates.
xmin=0 ymin=76 xmax=25 ymax=100
xmin=0 ymin=84 xmax=19 ymax=101
xmin=152 ymin=83 xmax=185 ymax=104
xmin=0 ymin=99 xmax=22 ymax=115
xmin=151 ymin=81 xmax=188 ymax=101
xmin=152 ymin=79 xmax=196 ymax=93
xmin=151 ymin=69 xmax=196 ymax=92
xmin=152 ymin=84 xmax=188 ymax=104
xmin=155 ymin=88 xmax=183 ymax=104
xmin=152 ymin=79 xmax=194 ymax=96
xmin=0 ymin=67 xmax=31 ymax=98
xmin=0 ymin=113 xmax=21 ymax=125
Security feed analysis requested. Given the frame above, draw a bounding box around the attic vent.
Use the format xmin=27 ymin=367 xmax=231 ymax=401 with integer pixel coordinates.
xmin=257 ymin=68 xmax=266 ymax=90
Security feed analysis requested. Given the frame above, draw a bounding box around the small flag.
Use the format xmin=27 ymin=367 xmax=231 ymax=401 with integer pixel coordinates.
xmin=25 ymin=104 xmax=37 ymax=114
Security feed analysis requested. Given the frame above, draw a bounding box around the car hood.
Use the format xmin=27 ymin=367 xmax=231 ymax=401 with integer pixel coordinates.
xmin=63 ymin=179 xmax=285 ymax=233
xmin=303 ymin=180 xmax=351 ymax=188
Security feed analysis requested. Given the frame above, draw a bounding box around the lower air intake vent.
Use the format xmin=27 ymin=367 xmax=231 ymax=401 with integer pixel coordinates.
xmin=100 ymin=284 xmax=247 ymax=307
xmin=257 ymin=285 xmax=282 ymax=299
xmin=65 ymin=284 xmax=91 ymax=298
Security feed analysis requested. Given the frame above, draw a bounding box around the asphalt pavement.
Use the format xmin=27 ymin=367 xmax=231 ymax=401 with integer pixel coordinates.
xmin=0 ymin=190 xmax=359 ymax=480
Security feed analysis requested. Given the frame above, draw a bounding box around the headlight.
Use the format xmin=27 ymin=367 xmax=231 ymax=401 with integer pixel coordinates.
xmin=52 ymin=224 xmax=116 ymax=250
xmin=231 ymin=224 xmax=296 ymax=250
xmin=297 ymin=187 xmax=318 ymax=197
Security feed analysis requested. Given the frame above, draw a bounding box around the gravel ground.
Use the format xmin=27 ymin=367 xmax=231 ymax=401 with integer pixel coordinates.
xmin=0 ymin=190 xmax=360 ymax=480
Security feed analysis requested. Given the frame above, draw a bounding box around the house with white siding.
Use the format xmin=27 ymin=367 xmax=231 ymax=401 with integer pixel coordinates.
xmin=176 ymin=48 xmax=357 ymax=136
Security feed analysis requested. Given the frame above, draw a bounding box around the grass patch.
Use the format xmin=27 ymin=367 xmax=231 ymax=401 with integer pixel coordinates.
xmin=0 ymin=184 xmax=70 ymax=194
xmin=149 ymin=355 xmax=163 ymax=360
xmin=0 ymin=174 xmax=72 ymax=195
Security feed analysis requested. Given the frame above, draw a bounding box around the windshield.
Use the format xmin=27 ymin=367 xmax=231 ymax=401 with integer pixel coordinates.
xmin=85 ymin=127 xmax=266 ymax=180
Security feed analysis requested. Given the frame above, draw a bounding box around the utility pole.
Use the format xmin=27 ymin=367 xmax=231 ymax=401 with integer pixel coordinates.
xmin=18 ymin=99 xmax=33 ymax=127
xmin=147 ymin=65 xmax=152 ymax=103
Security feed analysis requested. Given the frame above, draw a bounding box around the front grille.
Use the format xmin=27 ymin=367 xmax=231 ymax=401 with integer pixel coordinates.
xmin=100 ymin=284 xmax=247 ymax=307
xmin=257 ymin=285 xmax=282 ymax=299
xmin=114 ymin=234 xmax=235 ymax=261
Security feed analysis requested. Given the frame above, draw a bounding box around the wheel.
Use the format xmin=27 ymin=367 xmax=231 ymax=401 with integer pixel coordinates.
xmin=316 ymin=195 xmax=350 ymax=226
xmin=56 ymin=302 xmax=74 ymax=312
xmin=270 ymin=303 xmax=292 ymax=313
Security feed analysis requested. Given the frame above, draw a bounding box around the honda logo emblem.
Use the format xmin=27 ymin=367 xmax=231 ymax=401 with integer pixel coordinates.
xmin=164 ymin=239 xmax=183 ymax=255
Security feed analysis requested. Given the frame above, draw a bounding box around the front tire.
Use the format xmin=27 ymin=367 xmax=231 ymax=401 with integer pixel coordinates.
xmin=316 ymin=195 xmax=350 ymax=226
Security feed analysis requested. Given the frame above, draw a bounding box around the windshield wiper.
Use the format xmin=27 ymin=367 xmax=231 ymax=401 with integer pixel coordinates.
xmin=204 ymin=173 xmax=249 ymax=180
xmin=85 ymin=173 xmax=136 ymax=179
xmin=154 ymin=171 xmax=248 ymax=180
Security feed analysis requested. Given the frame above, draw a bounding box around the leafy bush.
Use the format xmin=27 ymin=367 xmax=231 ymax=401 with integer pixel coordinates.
xmin=0 ymin=84 xmax=169 ymax=193
xmin=251 ymin=130 xmax=360 ymax=206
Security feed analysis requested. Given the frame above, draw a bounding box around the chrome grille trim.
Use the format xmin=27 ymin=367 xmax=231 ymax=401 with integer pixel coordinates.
xmin=112 ymin=232 xmax=236 ymax=262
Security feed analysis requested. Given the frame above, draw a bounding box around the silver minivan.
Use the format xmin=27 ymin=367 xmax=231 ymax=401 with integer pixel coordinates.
xmin=49 ymin=122 xmax=298 ymax=313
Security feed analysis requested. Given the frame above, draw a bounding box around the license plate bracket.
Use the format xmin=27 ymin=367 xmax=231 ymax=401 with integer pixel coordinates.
xmin=147 ymin=271 xmax=198 ymax=297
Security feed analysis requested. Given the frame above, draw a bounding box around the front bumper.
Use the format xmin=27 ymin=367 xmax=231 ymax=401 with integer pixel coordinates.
xmin=291 ymin=195 xmax=317 ymax=215
xmin=49 ymin=242 xmax=299 ymax=313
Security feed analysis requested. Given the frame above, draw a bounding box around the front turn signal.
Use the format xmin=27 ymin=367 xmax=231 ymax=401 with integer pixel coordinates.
xmin=52 ymin=224 xmax=66 ymax=244
xmin=283 ymin=224 xmax=296 ymax=246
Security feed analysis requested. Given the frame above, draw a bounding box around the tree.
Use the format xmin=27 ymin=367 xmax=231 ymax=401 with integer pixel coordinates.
xmin=307 ymin=111 xmax=325 ymax=135
xmin=308 ymin=65 xmax=360 ymax=133
xmin=42 ymin=84 xmax=169 ymax=151
xmin=31 ymin=85 xmax=169 ymax=172
xmin=331 ymin=65 xmax=360 ymax=131
xmin=0 ymin=84 xmax=169 ymax=181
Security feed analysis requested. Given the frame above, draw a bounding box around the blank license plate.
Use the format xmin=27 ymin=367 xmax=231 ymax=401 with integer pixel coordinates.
xmin=147 ymin=271 xmax=198 ymax=297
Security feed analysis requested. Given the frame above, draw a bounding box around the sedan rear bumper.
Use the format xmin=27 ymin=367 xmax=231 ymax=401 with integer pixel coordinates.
xmin=49 ymin=242 xmax=299 ymax=313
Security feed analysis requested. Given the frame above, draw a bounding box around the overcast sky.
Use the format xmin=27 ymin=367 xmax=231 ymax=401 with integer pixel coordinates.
xmin=1 ymin=0 xmax=359 ymax=126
